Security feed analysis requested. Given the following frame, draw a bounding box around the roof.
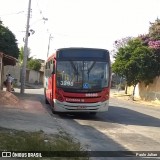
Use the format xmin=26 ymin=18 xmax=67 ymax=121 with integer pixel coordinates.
xmin=0 ymin=52 xmax=17 ymax=66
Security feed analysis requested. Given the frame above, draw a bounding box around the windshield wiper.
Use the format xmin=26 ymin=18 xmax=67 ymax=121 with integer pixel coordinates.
xmin=69 ymin=61 xmax=78 ymax=75
xmin=87 ymin=61 xmax=96 ymax=80
xmin=69 ymin=61 xmax=79 ymax=82
xmin=88 ymin=61 xmax=96 ymax=74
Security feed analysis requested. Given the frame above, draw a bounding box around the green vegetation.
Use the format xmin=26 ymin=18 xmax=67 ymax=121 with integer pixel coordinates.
xmin=19 ymin=46 xmax=41 ymax=71
xmin=112 ymin=19 xmax=160 ymax=100
xmin=27 ymin=59 xmax=41 ymax=71
xmin=18 ymin=46 xmax=24 ymax=66
xmin=0 ymin=20 xmax=19 ymax=58
xmin=0 ymin=128 xmax=89 ymax=160
xmin=19 ymin=46 xmax=31 ymax=66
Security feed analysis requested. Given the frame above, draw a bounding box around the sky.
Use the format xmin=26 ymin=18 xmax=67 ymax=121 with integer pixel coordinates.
xmin=0 ymin=0 xmax=160 ymax=60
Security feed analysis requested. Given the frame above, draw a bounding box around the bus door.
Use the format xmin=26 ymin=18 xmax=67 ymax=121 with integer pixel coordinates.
xmin=45 ymin=59 xmax=54 ymax=103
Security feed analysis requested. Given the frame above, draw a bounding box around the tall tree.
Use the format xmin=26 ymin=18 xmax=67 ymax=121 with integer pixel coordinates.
xmin=112 ymin=38 xmax=159 ymax=100
xmin=111 ymin=37 xmax=132 ymax=59
xmin=0 ymin=21 xmax=19 ymax=58
xmin=139 ymin=19 xmax=160 ymax=75
xmin=149 ymin=18 xmax=160 ymax=40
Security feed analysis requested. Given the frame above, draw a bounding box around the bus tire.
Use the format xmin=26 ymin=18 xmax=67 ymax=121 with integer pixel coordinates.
xmin=51 ymin=107 xmax=57 ymax=114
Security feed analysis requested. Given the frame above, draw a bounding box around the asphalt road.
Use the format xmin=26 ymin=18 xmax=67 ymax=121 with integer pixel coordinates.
xmin=4 ymin=88 xmax=160 ymax=160
xmin=48 ymin=97 xmax=160 ymax=160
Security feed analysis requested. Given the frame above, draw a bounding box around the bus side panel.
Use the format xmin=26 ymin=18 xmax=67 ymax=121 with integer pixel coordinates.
xmin=50 ymin=74 xmax=55 ymax=106
xmin=44 ymin=76 xmax=49 ymax=101
xmin=47 ymin=76 xmax=53 ymax=104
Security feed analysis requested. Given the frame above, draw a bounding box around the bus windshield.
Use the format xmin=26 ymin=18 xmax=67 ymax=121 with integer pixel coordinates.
xmin=56 ymin=61 xmax=109 ymax=90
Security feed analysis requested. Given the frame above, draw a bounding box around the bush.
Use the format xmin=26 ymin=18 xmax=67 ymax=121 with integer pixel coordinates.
xmin=27 ymin=59 xmax=41 ymax=71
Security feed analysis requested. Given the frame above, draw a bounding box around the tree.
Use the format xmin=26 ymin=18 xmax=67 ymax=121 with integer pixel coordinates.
xmin=18 ymin=47 xmax=24 ymax=66
xmin=0 ymin=21 xmax=19 ymax=58
xmin=18 ymin=46 xmax=31 ymax=66
xmin=139 ymin=19 xmax=160 ymax=75
xmin=111 ymin=37 xmax=133 ymax=59
xmin=112 ymin=38 xmax=159 ymax=100
xmin=149 ymin=18 xmax=160 ymax=40
xmin=27 ymin=59 xmax=41 ymax=71
xmin=114 ymin=37 xmax=133 ymax=50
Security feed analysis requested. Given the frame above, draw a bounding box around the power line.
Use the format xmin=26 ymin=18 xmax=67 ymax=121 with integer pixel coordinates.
xmin=36 ymin=0 xmax=48 ymax=24
xmin=0 ymin=11 xmax=25 ymax=17
xmin=36 ymin=0 xmax=52 ymax=48
xmin=28 ymin=0 xmax=49 ymax=34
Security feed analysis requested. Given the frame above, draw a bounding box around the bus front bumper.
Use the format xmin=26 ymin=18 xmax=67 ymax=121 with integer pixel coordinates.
xmin=53 ymin=99 xmax=109 ymax=112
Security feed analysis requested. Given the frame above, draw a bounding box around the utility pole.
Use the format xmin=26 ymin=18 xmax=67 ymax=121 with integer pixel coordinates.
xmin=20 ymin=0 xmax=31 ymax=93
xmin=47 ymin=34 xmax=53 ymax=58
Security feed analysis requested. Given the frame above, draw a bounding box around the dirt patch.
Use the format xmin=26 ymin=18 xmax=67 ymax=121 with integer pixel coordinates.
xmin=0 ymin=91 xmax=19 ymax=106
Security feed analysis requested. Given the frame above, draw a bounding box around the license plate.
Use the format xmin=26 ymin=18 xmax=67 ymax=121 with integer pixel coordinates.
xmin=77 ymin=106 xmax=87 ymax=109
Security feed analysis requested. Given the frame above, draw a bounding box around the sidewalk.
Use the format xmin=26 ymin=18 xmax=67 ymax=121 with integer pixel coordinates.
xmin=110 ymin=89 xmax=160 ymax=107
xmin=25 ymin=82 xmax=43 ymax=89
xmin=0 ymin=90 xmax=60 ymax=134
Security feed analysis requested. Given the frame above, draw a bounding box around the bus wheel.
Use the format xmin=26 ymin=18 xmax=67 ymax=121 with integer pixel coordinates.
xmin=90 ymin=112 xmax=97 ymax=116
xmin=51 ymin=107 xmax=57 ymax=114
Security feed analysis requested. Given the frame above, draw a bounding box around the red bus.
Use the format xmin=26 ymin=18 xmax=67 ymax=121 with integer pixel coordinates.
xmin=44 ymin=48 xmax=111 ymax=115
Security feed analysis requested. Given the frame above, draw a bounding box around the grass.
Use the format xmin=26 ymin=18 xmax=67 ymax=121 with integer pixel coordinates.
xmin=0 ymin=127 xmax=89 ymax=160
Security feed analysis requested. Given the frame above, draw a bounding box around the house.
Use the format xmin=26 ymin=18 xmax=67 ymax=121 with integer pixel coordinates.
xmin=3 ymin=58 xmax=45 ymax=86
xmin=25 ymin=59 xmax=45 ymax=84
xmin=0 ymin=52 xmax=17 ymax=90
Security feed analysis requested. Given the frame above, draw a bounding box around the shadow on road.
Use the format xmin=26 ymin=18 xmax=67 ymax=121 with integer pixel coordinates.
xmin=13 ymin=89 xmax=160 ymax=128
xmin=106 ymin=106 xmax=160 ymax=127
xmin=49 ymin=108 xmax=160 ymax=159
xmin=57 ymin=106 xmax=160 ymax=128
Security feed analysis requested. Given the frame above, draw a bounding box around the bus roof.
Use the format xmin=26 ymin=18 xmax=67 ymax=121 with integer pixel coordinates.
xmin=46 ymin=47 xmax=110 ymax=62
xmin=57 ymin=47 xmax=109 ymax=52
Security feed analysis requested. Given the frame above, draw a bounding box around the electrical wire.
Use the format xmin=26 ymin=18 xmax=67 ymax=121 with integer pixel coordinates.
xmin=36 ymin=0 xmax=48 ymax=24
xmin=0 ymin=11 xmax=25 ymax=17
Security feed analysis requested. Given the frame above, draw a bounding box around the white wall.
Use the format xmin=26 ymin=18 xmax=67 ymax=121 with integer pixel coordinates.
xmin=127 ymin=76 xmax=160 ymax=101
xmin=4 ymin=65 xmax=21 ymax=82
xmin=28 ymin=70 xmax=40 ymax=83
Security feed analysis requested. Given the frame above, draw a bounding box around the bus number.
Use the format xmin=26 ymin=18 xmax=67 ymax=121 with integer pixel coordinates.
xmin=60 ymin=81 xmax=73 ymax=86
